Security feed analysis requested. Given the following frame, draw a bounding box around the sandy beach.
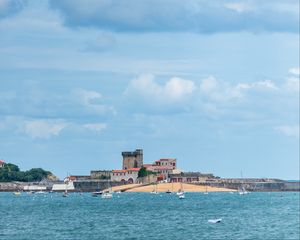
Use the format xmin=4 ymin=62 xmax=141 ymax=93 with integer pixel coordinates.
xmin=111 ymin=183 xmax=235 ymax=192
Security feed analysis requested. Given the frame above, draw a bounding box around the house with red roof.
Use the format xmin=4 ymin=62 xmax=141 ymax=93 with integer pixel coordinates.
xmin=143 ymin=158 xmax=178 ymax=181
xmin=111 ymin=168 xmax=140 ymax=184
xmin=0 ymin=160 xmax=5 ymax=168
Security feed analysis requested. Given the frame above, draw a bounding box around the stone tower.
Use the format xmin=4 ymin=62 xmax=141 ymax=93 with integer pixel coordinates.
xmin=122 ymin=149 xmax=143 ymax=170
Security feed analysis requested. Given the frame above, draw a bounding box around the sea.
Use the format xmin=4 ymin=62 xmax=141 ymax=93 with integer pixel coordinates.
xmin=0 ymin=192 xmax=299 ymax=240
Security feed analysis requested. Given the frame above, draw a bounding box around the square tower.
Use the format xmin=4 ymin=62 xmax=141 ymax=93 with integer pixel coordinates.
xmin=122 ymin=149 xmax=143 ymax=170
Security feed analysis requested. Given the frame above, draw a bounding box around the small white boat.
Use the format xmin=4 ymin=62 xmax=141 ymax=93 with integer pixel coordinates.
xmin=177 ymin=182 xmax=185 ymax=196
xmin=62 ymin=190 xmax=69 ymax=197
xmin=150 ymin=184 xmax=159 ymax=194
xmin=176 ymin=191 xmax=184 ymax=196
xmin=101 ymin=180 xmax=113 ymax=199
xmin=150 ymin=190 xmax=159 ymax=194
xmin=204 ymin=185 xmax=209 ymax=194
xmin=13 ymin=192 xmax=21 ymax=196
xmin=208 ymin=218 xmax=222 ymax=224
xmin=92 ymin=191 xmax=102 ymax=197
xmin=239 ymin=187 xmax=249 ymax=195
xmin=102 ymin=192 xmax=113 ymax=199
xmin=179 ymin=194 xmax=185 ymax=199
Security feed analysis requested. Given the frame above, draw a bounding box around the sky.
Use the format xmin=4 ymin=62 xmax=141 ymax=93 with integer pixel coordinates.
xmin=0 ymin=0 xmax=299 ymax=180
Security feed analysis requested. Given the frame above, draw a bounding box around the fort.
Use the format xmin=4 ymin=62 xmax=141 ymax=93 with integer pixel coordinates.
xmin=122 ymin=149 xmax=143 ymax=169
xmin=0 ymin=149 xmax=299 ymax=192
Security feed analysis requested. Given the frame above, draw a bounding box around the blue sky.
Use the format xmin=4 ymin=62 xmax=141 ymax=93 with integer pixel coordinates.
xmin=0 ymin=0 xmax=299 ymax=179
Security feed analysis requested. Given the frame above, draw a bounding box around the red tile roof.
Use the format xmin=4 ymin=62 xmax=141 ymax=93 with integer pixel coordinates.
xmin=112 ymin=170 xmax=126 ymax=173
xmin=127 ymin=168 xmax=140 ymax=172
xmin=0 ymin=160 xmax=5 ymax=164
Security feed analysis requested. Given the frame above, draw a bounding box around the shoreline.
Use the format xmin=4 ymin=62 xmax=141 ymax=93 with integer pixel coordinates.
xmin=111 ymin=182 xmax=236 ymax=193
xmin=1 ymin=181 xmax=299 ymax=192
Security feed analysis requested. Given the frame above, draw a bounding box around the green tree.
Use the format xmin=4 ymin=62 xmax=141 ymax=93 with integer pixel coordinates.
xmin=138 ymin=167 xmax=147 ymax=178
xmin=0 ymin=163 xmax=53 ymax=182
xmin=138 ymin=167 xmax=156 ymax=178
xmin=4 ymin=163 xmax=20 ymax=172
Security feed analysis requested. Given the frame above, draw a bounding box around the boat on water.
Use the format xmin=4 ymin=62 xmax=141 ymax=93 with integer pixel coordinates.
xmin=176 ymin=182 xmax=185 ymax=196
xmin=239 ymin=171 xmax=249 ymax=195
xmin=239 ymin=186 xmax=249 ymax=195
xmin=177 ymin=182 xmax=185 ymax=198
xmin=63 ymin=189 xmax=69 ymax=197
xmin=92 ymin=191 xmax=102 ymax=197
xmin=101 ymin=180 xmax=113 ymax=199
xmin=204 ymin=185 xmax=209 ymax=195
xmin=150 ymin=184 xmax=158 ymax=194
xmin=63 ymin=181 xmax=69 ymax=197
xmin=179 ymin=194 xmax=185 ymax=199
xmin=13 ymin=192 xmax=21 ymax=196
xmin=102 ymin=192 xmax=113 ymax=199
xmin=166 ymin=189 xmax=172 ymax=194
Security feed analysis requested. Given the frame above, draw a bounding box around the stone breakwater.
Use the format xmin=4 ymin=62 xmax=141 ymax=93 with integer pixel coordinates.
xmin=197 ymin=180 xmax=300 ymax=192
xmin=0 ymin=182 xmax=24 ymax=191
xmin=0 ymin=179 xmax=299 ymax=192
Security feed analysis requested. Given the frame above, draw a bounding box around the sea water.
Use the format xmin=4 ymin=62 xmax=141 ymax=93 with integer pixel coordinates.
xmin=0 ymin=192 xmax=299 ymax=240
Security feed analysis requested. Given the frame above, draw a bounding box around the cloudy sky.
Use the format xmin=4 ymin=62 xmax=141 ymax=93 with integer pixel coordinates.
xmin=0 ymin=0 xmax=299 ymax=179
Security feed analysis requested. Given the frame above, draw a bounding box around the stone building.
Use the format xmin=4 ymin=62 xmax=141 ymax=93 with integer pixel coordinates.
xmin=122 ymin=149 xmax=143 ymax=170
xmin=111 ymin=168 xmax=140 ymax=184
xmin=90 ymin=170 xmax=112 ymax=179
xmin=169 ymin=172 xmax=215 ymax=183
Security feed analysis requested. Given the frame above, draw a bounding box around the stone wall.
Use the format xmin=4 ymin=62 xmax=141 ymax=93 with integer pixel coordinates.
xmin=72 ymin=180 xmax=125 ymax=192
xmin=196 ymin=180 xmax=300 ymax=192
xmin=90 ymin=170 xmax=112 ymax=179
xmin=137 ymin=174 xmax=157 ymax=184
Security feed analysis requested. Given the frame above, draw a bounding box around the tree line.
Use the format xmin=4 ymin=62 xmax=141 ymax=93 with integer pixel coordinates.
xmin=0 ymin=163 xmax=53 ymax=182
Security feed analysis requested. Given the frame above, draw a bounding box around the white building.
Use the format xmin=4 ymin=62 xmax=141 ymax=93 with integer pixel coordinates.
xmin=111 ymin=168 xmax=139 ymax=184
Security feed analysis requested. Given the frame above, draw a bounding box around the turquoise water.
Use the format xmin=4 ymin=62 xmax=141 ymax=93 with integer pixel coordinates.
xmin=0 ymin=192 xmax=299 ymax=240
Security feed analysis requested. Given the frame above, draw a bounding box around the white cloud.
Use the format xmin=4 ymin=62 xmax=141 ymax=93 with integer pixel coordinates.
xmin=199 ymin=76 xmax=218 ymax=93
xmin=73 ymin=89 xmax=116 ymax=115
xmin=23 ymin=119 xmax=67 ymax=139
xmin=289 ymin=67 xmax=300 ymax=75
xmin=276 ymin=125 xmax=299 ymax=138
xmin=224 ymin=3 xmax=252 ymax=13
xmin=126 ymin=74 xmax=195 ymax=103
xmin=164 ymin=77 xmax=195 ymax=100
xmin=199 ymin=77 xmax=278 ymax=101
xmin=285 ymin=77 xmax=299 ymax=92
xmin=285 ymin=67 xmax=299 ymax=92
xmin=84 ymin=123 xmax=107 ymax=132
